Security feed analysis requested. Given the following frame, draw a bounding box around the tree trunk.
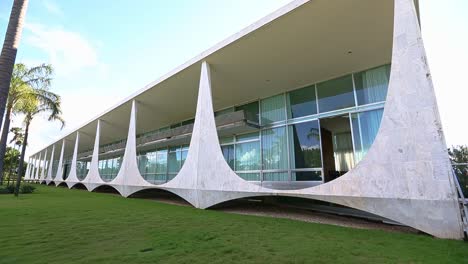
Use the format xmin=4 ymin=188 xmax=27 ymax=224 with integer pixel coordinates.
xmin=0 ymin=0 xmax=29 ymax=150
xmin=0 ymin=105 xmax=13 ymax=185
xmin=14 ymin=119 xmax=29 ymax=197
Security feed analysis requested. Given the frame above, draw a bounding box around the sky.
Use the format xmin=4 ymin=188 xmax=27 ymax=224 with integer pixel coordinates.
xmin=0 ymin=0 xmax=467 ymax=158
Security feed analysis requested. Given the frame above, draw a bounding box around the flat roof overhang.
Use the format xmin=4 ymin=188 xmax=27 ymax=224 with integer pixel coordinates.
xmin=34 ymin=0 xmax=394 ymax=158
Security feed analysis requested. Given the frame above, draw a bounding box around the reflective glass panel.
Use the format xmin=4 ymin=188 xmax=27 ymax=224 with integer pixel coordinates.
xmin=263 ymin=172 xmax=288 ymax=181
xmin=235 ymin=101 xmax=259 ymax=124
xmin=288 ymin=120 xmax=321 ymax=169
xmin=317 ymin=75 xmax=355 ymax=112
xmin=291 ymin=171 xmax=322 ymax=181
xmin=236 ymin=132 xmax=259 ymax=142
xmin=262 ymin=126 xmax=288 ymax=170
xmin=287 ymin=85 xmax=317 ymax=119
xmin=221 ymin=145 xmax=234 ymax=169
xmin=235 ymin=141 xmax=260 ymax=171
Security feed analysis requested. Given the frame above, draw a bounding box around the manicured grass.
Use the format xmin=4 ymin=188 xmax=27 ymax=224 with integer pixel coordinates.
xmin=0 ymin=185 xmax=467 ymax=264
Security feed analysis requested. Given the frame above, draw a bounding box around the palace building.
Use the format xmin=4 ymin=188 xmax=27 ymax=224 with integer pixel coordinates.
xmin=25 ymin=0 xmax=465 ymax=239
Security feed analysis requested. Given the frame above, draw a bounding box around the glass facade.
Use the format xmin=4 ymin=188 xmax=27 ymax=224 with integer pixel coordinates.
xmin=137 ymin=145 xmax=188 ymax=184
xmin=62 ymin=157 xmax=72 ymax=180
xmin=98 ymin=156 xmax=122 ymax=182
xmin=84 ymin=64 xmax=389 ymax=186
xmin=261 ymin=94 xmax=286 ymax=125
xmin=288 ymin=121 xmax=321 ymax=168
xmin=317 ymin=75 xmax=355 ymax=113
xmin=76 ymin=160 xmax=90 ymax=180
xmin=51 ymin=159 xmax=59 ymax=179
xmin=217 ymin=64 xmax=390 ymax=183
xmin=235 ymin=101 xmax=259 ymax=124
xmin=351 ymin=108 xmax=384 ymax=163
xmin=287 ymin=85 xmax=317 ymax=119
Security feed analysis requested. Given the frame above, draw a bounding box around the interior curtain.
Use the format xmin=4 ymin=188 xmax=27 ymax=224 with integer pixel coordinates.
xmin=333 ymin=132 xmax=354 ymax=171
xmin=261 ymin=94 xmax=286 ymax=124
xmin=359 ymin=109 xmax=384 ymax=157
xmin=361 ymin=64 xmax=391 ymax=104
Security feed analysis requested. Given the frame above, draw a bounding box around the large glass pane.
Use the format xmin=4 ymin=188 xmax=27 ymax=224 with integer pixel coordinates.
xmin=235 ymin=101 xmax=259 ymax=124
xmin=76 ymin=160 xmax=90 ymax=180
xmin=317 ymin=75 xmax=355 ymax=112
xmin=352 ymin=109 xmax=384 ymax=163
xmin=52 ymin=159 xmax=59 ymax=179
xmin=287 ymin=85 xmax=317 ymax=119
xmin=263 ymin=172 xmax=288 ymax=181
xmin=288 ymin=121 xmax=321 ymax=169
xmin=291 ymin=171 xmax=322 ymax=181
xmin=354 ymin=65 xmax=391 ymax=105
xmin=148 ymin=152 xmax=157 ymax=175
xmin=261 ymin=94 xmax=286 ymax=125
xmin=155 ymin=149 xmax=168 ymax=175
xmin=181 ymin=149 xmax=188 ymax=167
xmin=262 ymin=126 xmax=288 ymax=170
xmin=221 ymin=145 xmax=234 ymax=169
xmin=237 ymin=172 xmax=260 ymax=181
xmin=351 ymin=114 xmax=363 ymax=161
xmin=236 ymin=132 xmax=259 ymax=142
xmin=235 ymin=141 xmax=260 ymax=171
xmin=168 ymin=152 xmax=180 ymax=174
xmin=138 ymin=153 xmax=149 ymax=176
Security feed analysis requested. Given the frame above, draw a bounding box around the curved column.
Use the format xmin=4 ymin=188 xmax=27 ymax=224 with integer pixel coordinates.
xmin=40 ymin=149 xmax=48 ymax=182
xmin=26 ymin=158 xmax=31 ymax=180
xmin=108 ymin=100 xmax=151 ymax=196
xmin=24 ymin=158 xmax=31 ymax=181
xmin=54 ymin=139 xmax=66 ymax=186
xmin=84 ymin=120 xmax=106 ymax=191
xmin=66 ymin=132 xmax=81 ymax=188
xmin=45 ymin=145 xmax=55 ymax=184
xmin=34 ymin=152 xmax=42 ymax=182
xmin=158 ymin=61 xmax=275 ymax=207
xmin=31 ymin=157 xmax=37 ymax=181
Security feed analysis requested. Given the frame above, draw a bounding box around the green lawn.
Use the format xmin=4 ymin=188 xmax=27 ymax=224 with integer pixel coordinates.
xmin=0 ymin=185 xmax=467 ymax=264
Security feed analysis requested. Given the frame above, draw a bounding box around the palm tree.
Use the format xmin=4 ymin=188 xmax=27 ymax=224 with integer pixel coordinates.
xmin=0 ymin=63 xmax=53 ymax=184
xmin=0 ymin=0 xmax=29 ymax=148
xmin=14 ymin=89 xmax=64 ymax=196
xmin=9 ymin=127 xmax=24 ymax=151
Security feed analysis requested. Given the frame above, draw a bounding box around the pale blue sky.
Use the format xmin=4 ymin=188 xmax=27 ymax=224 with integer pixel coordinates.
xmin=0 ymin=0 xmax=467 ymax=157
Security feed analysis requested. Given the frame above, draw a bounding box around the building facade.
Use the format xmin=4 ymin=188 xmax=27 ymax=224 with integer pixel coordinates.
xmin=25 ymin=0 xmax=465 ymax=239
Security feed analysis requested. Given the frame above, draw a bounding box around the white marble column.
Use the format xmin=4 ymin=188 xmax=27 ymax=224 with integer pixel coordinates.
xmin=84 ymin=120 xmax=106 ymax=191
xmin=66 ymin=132 xmax=81 ymax=188
xmin=46 ymin=145 xmax=55 ymax=184
xmin=54 ymin=140 xmax=66 ymax=186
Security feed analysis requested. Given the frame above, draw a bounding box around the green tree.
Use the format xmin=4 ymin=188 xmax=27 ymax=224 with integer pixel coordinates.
xmin=4 ymin=147 xmax=19 ymax=185
xmin=449 ymin=145 xmax=468 ymax=164
xmin=9 ymin=127 xmax=24 ymax=151
xmin=449 ymin=145 xmax=468 ymax=196
xmin=14 ymin=89 xmax=64 ymax=196
xmin=0 ymin=0 xmax=29 ymax=161
xmin=0 ymin=63 xmax=53 ymax=185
